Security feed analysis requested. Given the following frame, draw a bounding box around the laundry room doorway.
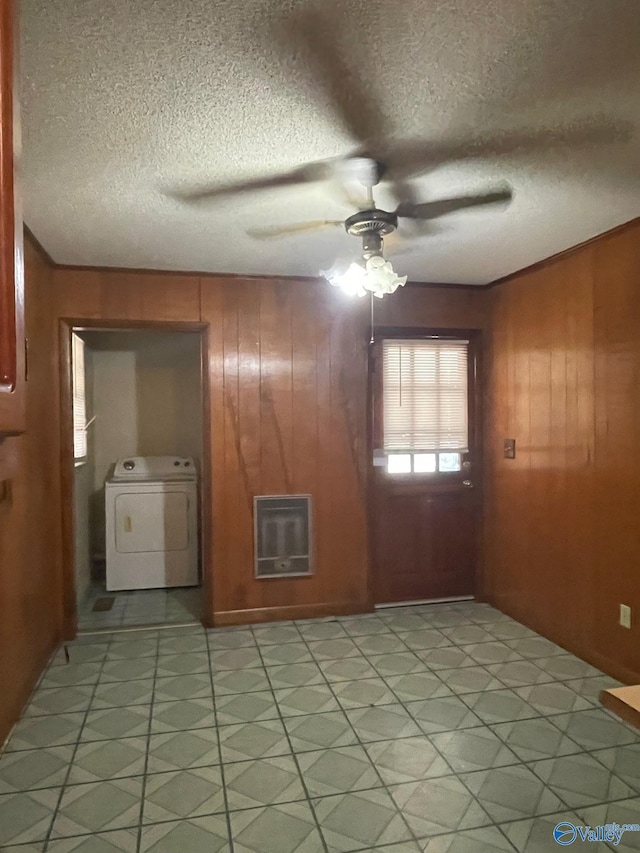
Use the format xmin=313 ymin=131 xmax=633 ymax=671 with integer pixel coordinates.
xmin=60 ymin=321 xmax=211 ymax=636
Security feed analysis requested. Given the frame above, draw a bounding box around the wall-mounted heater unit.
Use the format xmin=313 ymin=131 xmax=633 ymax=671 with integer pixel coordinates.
xmin=254 ymin=495 xmax=313 ymax=578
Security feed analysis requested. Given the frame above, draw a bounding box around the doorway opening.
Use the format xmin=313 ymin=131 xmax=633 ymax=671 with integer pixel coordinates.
xmin=63 ymin=323 xmax=210 ymax=635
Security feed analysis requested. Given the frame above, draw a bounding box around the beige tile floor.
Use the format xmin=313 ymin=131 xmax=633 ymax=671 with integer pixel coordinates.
xmin=1 ymin=601 xmax=639 ymax=853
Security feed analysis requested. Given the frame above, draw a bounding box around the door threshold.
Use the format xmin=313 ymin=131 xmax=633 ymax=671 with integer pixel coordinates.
xmin=375 ymin=595 xmax=475 ymax=610
xmin=77 ymin=620 xmax=201 ymax=637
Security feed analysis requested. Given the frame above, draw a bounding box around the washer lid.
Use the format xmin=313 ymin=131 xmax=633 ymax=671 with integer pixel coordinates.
xmin=111 ymin=456 xmax=197 ymax=482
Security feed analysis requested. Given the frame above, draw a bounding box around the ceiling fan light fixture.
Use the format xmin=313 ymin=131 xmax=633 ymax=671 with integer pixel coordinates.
xmin=321 ymin=254 xmax=407 ymax=299
xmin=321 ymin=259 xmax=369 ymax=298
xmin=364 ymin=255 xmax=408 ymax=298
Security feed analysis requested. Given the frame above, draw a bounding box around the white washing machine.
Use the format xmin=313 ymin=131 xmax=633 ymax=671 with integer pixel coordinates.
xmin=105 ymin=456 xmax=199 ymax=591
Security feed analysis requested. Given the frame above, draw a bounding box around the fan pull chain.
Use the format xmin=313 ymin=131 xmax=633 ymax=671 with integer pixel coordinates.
xmin=370 ymin=291 xmax=375 ymax=345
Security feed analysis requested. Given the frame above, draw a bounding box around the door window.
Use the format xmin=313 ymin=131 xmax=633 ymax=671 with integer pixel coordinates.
xmin=381 ymin=338 xmax=469 ymax=476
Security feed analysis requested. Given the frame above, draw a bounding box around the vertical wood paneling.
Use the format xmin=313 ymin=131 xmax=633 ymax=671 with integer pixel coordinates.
xmin=314 ymin=288 xmax=335 ymax=606
xmin=0 ymin=238 xmax=61 ymax=744
xmin=236 ymin=282 xmax=261 ymax=508
xmin=200 ymin=278 xmax=225 ymax=623
xmin=483 ymin=290 xmax=508 ymax=603
xmin=221 ymin=284 xmax=251 ymax=611
xmin=592 ymin=231 xmax=640 ymax=677
xmin=485 ymin=223 xmax=640 ymax=683
xmin=290 ymin=283 xmax=319 ymax=498
xmin=259 ymin=281 xmax=293 ymax=496
xmin=327 ymin=296 xmax=369 ymax=605
xmin=564 ymin=252 xmax=595 ymax=653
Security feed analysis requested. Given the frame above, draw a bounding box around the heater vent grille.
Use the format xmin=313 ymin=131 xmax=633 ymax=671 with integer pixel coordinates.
xmin=254 ymin=495 xmax=313 ymax=578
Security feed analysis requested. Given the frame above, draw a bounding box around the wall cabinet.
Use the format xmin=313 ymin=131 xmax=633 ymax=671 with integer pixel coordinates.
xmin=0 ymin=0 xmax=24 ymax=441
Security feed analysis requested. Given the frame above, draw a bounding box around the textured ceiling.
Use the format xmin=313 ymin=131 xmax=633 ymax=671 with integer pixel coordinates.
xmin=20 ymin=0 xmax=640 ymax=284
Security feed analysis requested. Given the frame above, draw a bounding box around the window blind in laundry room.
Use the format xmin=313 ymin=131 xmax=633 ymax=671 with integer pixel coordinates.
xmin=72 ymin=333 xmax=87 ymax=460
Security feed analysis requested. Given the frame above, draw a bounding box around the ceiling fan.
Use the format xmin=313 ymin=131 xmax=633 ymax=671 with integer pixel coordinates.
xmin=245 ymin=162 xmax=512 ymax=254
xmin=171 ymin=4 xmax=631 ymax=296
xmin=245 ymin=161 xmax=512 ymax=296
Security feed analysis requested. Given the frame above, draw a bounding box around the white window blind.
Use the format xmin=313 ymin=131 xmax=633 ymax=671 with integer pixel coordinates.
xmin=72 ymin=333 xmax=87 ymax=460
xmin=382 ymin=339 xmax=469 ymax=452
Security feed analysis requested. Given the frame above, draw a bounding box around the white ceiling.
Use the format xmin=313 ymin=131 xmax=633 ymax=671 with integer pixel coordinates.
xmin=20 ymin=0 xmax=640 ymax=284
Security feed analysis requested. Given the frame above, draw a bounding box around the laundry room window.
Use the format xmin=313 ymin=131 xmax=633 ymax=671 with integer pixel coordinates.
xmin=72 ymin=333 xmax=87 ymax=462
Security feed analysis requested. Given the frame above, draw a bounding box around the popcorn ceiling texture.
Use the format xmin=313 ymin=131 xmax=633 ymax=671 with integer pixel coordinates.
xmin=20 ymin=0 xmax=640 ymax=284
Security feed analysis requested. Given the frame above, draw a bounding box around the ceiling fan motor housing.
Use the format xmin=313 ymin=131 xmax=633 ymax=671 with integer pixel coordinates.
xmin=344 ymin=207 xmax=398 ymax=259
xmin=345 ymin=208 xmax=398 ymax=236
xmin=345 ymin=208 xmax=398 ymax=258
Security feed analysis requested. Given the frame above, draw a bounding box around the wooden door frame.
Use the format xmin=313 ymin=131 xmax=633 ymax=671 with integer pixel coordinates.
xmin=367 ymin=326 xmax=485 ymax=603
xmin=58 ymin=318 xmax=213 ymax=639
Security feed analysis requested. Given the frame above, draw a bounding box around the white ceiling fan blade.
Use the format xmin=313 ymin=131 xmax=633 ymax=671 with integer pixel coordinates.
xmin=247 ymin=220 xmax=344 ymax=240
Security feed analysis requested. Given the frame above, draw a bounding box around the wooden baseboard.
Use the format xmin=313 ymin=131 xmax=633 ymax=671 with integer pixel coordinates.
xmin=600 ymin=686 xmax=640 ymax=732
xmin=484 ymin=594 xmax=640 ymax=685
xmin=212 ymin=600 xmax=372 ymax=627
xmin=583 ymin=649 xmax=640 ymax=687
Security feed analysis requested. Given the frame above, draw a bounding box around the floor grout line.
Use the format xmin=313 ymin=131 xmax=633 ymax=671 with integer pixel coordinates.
xmin=133 ymin=634 xmax=160 ymax=853
xmin=205 ymin=625 xmax=236 ymax=853
xmin=249 ymin=622 xmax=331 ymax=853
xmin=41 ymin=631 xmax=114 ymax=852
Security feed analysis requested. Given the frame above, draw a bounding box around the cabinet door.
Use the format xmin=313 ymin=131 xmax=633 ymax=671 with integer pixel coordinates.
xmin=0 ymin=0 xmax=24 ymax=437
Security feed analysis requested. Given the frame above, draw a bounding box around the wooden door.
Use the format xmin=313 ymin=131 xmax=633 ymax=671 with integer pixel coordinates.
xmin=371 ymin=331 xmax=481 ymax=605
xmin=0 ymin=0 xmax=25 ymax=440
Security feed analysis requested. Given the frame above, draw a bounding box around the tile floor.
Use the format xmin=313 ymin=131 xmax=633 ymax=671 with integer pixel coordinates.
xmin=77 ymin=584 xmax=201 ymax=632
xmin=1 ymin=601 xmax=639 ymax=853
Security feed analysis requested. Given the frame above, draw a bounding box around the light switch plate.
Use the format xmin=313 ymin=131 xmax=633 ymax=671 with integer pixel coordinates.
xmin=504 ymin=439 xmax=516 ymax=459
xmin=620 ymin=604 xmax=632 ymax=629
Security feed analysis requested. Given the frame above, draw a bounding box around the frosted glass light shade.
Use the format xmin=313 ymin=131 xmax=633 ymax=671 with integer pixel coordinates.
xmin=322 ymin=255 xmax=407 ymax=298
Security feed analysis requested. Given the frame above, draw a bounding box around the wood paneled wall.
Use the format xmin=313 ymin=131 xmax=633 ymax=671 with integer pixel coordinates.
xmin=485 ymin=221 xmax=640 ymax=683
xmin=202 ymin=279 xmax=369 ymax=621
xmin=52 ymin=268 xmax=486 ymax=625
xmin=0 ymin=238 xmax=61 ymax=744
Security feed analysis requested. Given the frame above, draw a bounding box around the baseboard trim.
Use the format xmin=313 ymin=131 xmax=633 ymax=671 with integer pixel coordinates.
xmin=585 ymin=650 xmax=640 ymax=687
xmin=212 ymin=601 xmax=372 ymax=627
xmin=486 ymin=594 xmax=640 ymax=685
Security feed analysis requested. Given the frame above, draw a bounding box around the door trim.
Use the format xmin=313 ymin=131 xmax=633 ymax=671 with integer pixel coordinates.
xmin=58 ymin=318 xmax=213 ymax=638
xmin=367 ymin=326 xmax=485 ymax=604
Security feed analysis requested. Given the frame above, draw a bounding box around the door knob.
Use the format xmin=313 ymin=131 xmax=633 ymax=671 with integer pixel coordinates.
xmin=462 ymin=480 xmax=474 ymax=489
